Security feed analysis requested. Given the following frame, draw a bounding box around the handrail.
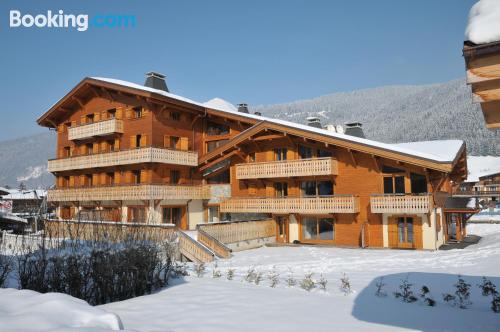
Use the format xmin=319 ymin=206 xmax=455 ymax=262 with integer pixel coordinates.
xmin=178 ymin=231 xmax=214 ymax=263
xmin=196 ymin=228 xmax=232 ymax=259
xmin=198 ymin=219 xmax=276 ymax=244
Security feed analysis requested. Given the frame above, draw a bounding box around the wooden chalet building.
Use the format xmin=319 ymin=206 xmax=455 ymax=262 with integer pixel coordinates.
xmin=37 ymin=73 xmax=468 ymax=250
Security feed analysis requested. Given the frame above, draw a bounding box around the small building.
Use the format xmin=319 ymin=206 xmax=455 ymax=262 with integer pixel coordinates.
xmin=0 ymin=189 xmax=47 ymax=232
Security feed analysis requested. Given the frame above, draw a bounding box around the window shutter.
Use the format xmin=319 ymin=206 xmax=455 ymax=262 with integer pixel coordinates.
xmin=100 ymin=173 xmax=107 ymax=185
xmin=94 ymin=112 xmax=100 ymax=122
xmin=93 ymin=143 xmax=99 ymax=154
xmin=114 ymin=138 xmax=120 ymax=151
xmin=114 ymin=171 xmax=121 ymax=184
xmin=130 ymin=135 xmax=136 ymax=149
xmin=140 ymin=135 xmax=147 ymax=147
xmin=81 ymin=145 xmax=87 ymax=155
xmin=69 ymin=176 xmax=75 ymax=187
xmin=92 ymin=174 xmax=99 ymax=185
xmin=140 ymin=169 xmax=149 ymax=183
xmin=80 ymin=115 xmax=86 ymax=125
xmin=142 ymin=108 xmax=149 ymax=116
xmin=71 ymin=120 xmax=76 ymax=127
xmin=101 ymin=111 xmax=107 ymax=120
xmin=125 ymin=171 xmax=132 ymax=183
xmin=180 ymin=137 xmax=189 ymax=151
xmin=70 ymin=146 xmax=75 ymax=156
xmin=163 ymin=135 xmax=170 ymax=148
xmin=101 ymin=141 xmax=107 ymax=152
xmin=115 ymin=108 xmax=123 ymax=119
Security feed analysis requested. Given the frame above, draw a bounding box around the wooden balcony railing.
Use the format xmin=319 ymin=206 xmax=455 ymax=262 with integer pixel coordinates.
xmin=219 ymin=196 xmax=359 ymax=214
xmin=370 ymin=194 xmax=432 ymax=214
xmin=68 ymin=119 xmax=124 ymax=140
xmin=48 ymin=147 xmax=198 ymax=171
xmin=47 ymin=184 xmax=210 ymax=202
xmin=235 ymin=157 xmax=338 ymax=179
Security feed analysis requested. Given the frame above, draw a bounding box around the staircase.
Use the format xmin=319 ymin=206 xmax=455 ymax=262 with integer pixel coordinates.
xmin=178 ymin=229 xmax=231 ymax=263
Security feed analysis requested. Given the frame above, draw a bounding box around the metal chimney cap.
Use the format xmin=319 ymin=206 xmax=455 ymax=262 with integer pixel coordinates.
xmin=146 ymin=72 xmax=166 ymax=79
xmin=144 ymin=72 xmax=169 ymax=92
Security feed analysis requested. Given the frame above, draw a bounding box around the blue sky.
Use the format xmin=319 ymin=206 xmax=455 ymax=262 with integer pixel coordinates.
xmin=0 ymin=0 xmax=476 ymax=140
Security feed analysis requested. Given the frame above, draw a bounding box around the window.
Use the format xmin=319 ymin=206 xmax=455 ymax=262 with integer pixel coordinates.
xmin=274 ymin=148 xmax=287 ymax=161
xmin=384 ymin=176 xmax=405 ymax=194
xmin=397 ymin=217 xmax=414 ymax=244
xmin=275 ymin=182 xmax=288 ymax=197
xmin=129 ymin=207 xmax=146 ymax=223
xmin=170 ymin=111 xmax=181 ymax=121
xmin=302 ymin=217 xmax=335 ymax=241
xmin=299 ymin=145 xmax=313 ymax=159
xmin=132 ymin=170 xmax=141 ymax=184
xmin=249 ymin=152 xmax=256 ymax=162
xmin=133 ymin=106 xmax=143 ymax=118
xmin=170 ymin=136 xmax=180 ymax=149
xmin=85 ymin=114 xmax=94 ymax=123
xmin=207 ymin=139 xmax=229 ymax=152
xmin=107 ymin=108 xmax=116 ymax=118
xmin=207 ymin=169 xmax=230 ymax=184
xmin=62 ymin=176 xmax=70 ymax=187
xmin=63 ymin=146 xmax=71 ymax=158
xmin=86 ymin=143 xmax=93 ymax=155
xmin=106 ymin=172 xmax=115 ymax=185
xmin=135 ymin=135 xmax=142 ymax=148
xmin=85 ymin=174 xmax=93 ymax=186
xmin=410 ymin=173 xmax=427 ymax=194
xmin=317 ymin=149 xmax=332 ymax=158
xmin=301 ymin=180 xmax=333 ymax=196
xmin=208 ymin=206 xmax=219 ymax=223
xmin=170 ymin=170 xmax=180 ymax=184
xmin=206 ymin=120 xmax=229 ymax=136
xmin=107 ymin=140 xmax=115 ymax=152
xmin=162 ymin=207 xmax=182 ymax=226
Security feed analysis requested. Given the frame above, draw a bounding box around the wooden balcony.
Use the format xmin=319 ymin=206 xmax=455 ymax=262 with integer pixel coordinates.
xmin=370 ymin=194 xmax=432 ymax=214
xmin=48 ymin=147 xmax=198 ymax=172
xmin=68 ymin=119 xmax=124 ymax=140
xmin=220 ymin=196 xmax=359 ymax=214
xmin=47 ymin=184 xmax=209 ymax=202
xmin=235 ymin=157 xmax=338 ymax=180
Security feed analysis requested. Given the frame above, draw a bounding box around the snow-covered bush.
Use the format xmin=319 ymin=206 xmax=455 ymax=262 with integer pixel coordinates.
xmin=478 ymin=277 xmax=500 ymax=313
xmin=171 ymin=262 xmax=189 ymax=278
xmin=268 ymin=266 xmax=280 ymax=288
xmin=193 ymin=262 xmax=206 ymax=278
xmin=254 ymin=271 xmax=264 ymax=285
xmin=492 ymin=294 xmax=500 ymax=313
xmin=244 ymin=266 xmax=257 ymax=283
xmin=454 ymin=276 xmax=472 ymax=309
xmin=212 ymin=262 xmax=222 ymax=279
xmin=375 ymin=277 xmax=387 ymax=297
xmin=285 ymin=268 xmax=297 ymax=287
xmin=340 ymin=273 xmax=352 ymax=296
xmin=300 ymin=272 xmax=315 ymax=292
xmin=0 ymin=254 xmax=13 ymax=287
xmin=420 ymin=286 xmax=436 ymax=306
xmin=393 ymin=276 xmax=417 ymax=303
xmin=226 ymin=267 xmax=235 ymax=281
xmin=317 ymin=274 xmax=328 ymax=291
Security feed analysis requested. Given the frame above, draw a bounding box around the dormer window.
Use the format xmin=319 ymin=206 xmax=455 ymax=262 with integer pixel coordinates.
xmin=86 ymin=114 xmax=94 ymax=123
xmin=133 ymin=106 xmax=143 ymax=118
xmin=107 ymin=108 xmax=116 ymax=118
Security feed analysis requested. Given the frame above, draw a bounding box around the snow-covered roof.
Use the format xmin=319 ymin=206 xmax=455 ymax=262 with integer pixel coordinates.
xmin=465 ymin=156 xmax=500 ymax=182
xmin=89 ymin=77 xmax=464 ymax=165
xmin=2 ymin=189 xmax=46 ymax=200
xmin=465 ymin=0 xmax=500 ymax=44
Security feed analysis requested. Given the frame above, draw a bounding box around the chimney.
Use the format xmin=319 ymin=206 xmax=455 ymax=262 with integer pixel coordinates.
xmin=344 ymin=122 xmax=365 ymax=138
xmin=254 ymin=111 xmax=262 ymax=116
xmin=237 ymin=103 xmax=249 ymax=113
xmin=144 ymin=72 xmax=169 ymax=92
xmin=306 ymin=116 xmax=322 ymax=128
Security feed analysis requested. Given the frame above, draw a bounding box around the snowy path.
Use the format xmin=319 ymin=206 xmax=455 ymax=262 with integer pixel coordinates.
xmin=103 ymin=224 xmax=500 ymax=332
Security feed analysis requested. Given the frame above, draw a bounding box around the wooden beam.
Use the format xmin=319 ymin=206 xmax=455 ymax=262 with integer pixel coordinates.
xmin=348 ymin=149 xmax=357 ymax=167
xmin=253 ymin=134 xmax=284 ymax=141
xmin=371 ymin=155 xmax=380 ymax=172
xmin=72 ymin=96 xmax=85 ymax=109
xmin=199 ymin=150 xmax=239 ymax=171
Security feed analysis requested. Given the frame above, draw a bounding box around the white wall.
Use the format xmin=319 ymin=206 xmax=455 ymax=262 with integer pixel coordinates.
xmin=187 ymin=200 xmax=204 ymax=230
xmin=289 ymin=214 xmax=299 ymax=243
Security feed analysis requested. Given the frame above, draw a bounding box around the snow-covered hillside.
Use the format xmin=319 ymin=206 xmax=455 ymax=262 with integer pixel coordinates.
xmin=467 ymin=156 xmax=500 ymax=182
xmin=101 ymin=224 xmax=500 ymax=332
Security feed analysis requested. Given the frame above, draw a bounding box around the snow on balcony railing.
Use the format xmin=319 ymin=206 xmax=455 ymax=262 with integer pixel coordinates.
xmin=68 ymin=119 xmax=124 ymax=140
xmin=47 ymin=184 xmax=210 ymax=202
xmin=220 ymin=196 xmax=359 ymax=214
xmin=370 ymin=194 xmax=432 ymax=214
xmin=235 ymin=157 xmax=338 ymax=179
xmin=48 ymin=147 xmax=198 ymax=171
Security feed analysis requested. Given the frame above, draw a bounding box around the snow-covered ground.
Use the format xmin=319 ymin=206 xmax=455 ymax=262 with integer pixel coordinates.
xmin=102 ymin=224 xmax=500 ymax=332
xmin=470 ymin=208 xmax=500 ymax=223
xmin=0 ymin=289 xmax=123 ymax=331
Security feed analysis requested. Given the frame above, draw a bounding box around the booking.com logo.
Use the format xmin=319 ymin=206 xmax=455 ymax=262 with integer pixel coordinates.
xmin=9 ymin=10 xmax=136 ymax=32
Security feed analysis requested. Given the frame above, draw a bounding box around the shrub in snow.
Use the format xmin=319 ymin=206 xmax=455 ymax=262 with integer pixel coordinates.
xmin=393 ymin=276 xmax=417 ymax=303
xmin=267 ymin=266 xmax=280 ymax=288
xmin=193 ymin=262 xmax=206 ymax=278
xmin=171 ymin=262 xmax=189 ymax=278
xmin=478 ymin=277 xmax=497 ymax=297
xmin=454 ymin=276 xmax=472 ymax=309
xmin=492 ymin=294 xmax=500 ymax=313
xmin=300 ymin=272 xmax=316 ymax=292
xmin=317 ymin=274 xmax=328 ymax=291
xmin=285 ymin=268 xmax=297 ymax=287
xmin=212 ymin=262 xmax=222 ymax=279
xmin=226 ymin=267 xmax=235 ymax=281
xmin=340 ymin=273 xmax=352 ymax=296
xmin=375 ymin=277 xmax=387 ymax=297
xmin=442 ymin=293 xmax=456 ymax=304
xmin=244 ymin=266 xmax=257 ymax=283
xmin=420 ymin=286 xmax=436 ymax=307
xmin=0 ymin=254 xmax=13 ymax=287
xmin=254 ymin=271 xmax=264 ymax=285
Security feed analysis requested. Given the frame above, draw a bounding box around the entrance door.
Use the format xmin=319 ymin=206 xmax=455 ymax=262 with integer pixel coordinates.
xmin=388 ymin=216 xmax=422 ymax=249
xmin=447 ymin=213 xmax=458 ymax=240
xmin=275 ymin=216 xmax=289 ymax=243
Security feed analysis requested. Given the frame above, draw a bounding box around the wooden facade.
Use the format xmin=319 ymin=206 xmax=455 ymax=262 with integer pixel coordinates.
xmin=37 ymin=75 xmax=468 ymax=250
